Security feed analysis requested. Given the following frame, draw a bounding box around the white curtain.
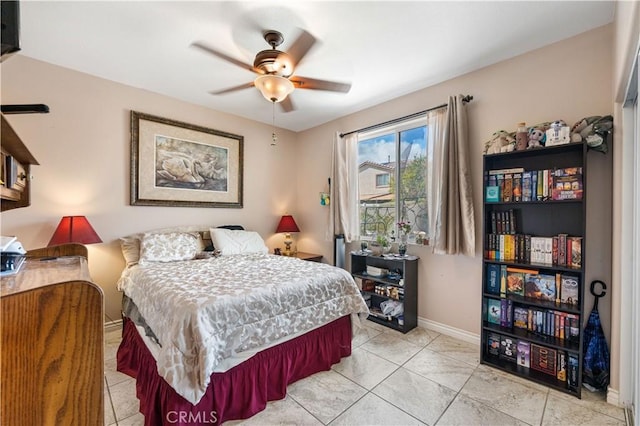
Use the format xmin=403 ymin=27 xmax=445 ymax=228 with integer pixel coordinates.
xmin=328 ymin=131 xmax=360 ymax=243
xmin=426 ymin=106 xmax=447 ymax=248
xmin=427 ymin=95 xmax=475 ymax=256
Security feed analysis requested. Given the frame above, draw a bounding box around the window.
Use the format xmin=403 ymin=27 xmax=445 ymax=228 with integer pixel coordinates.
xmin=357 ymin=117 xmax=429 ymax=244
xmin=375 ymin=173 xmax=390 ymax=187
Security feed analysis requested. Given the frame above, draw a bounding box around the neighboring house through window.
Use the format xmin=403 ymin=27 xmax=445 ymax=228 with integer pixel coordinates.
xmin=357 ymin=117 xmax=429 ymax=243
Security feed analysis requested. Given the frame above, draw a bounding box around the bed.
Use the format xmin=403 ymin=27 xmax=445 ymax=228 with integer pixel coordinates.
xmin=115 ymin=225 xmax=369 ymax=425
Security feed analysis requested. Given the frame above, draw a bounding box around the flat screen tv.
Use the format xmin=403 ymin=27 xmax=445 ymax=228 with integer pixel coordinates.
xmin=1 ymin=1 xmax=21 ymax=61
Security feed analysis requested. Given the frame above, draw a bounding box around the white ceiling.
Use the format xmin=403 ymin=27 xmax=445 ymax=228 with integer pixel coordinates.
xmin=17 ymin=1 xmax=614 ymax=132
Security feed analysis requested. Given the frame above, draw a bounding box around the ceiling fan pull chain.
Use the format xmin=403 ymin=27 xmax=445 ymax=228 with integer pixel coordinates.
xmin=271 ymin=101 xmax=278 ymax=146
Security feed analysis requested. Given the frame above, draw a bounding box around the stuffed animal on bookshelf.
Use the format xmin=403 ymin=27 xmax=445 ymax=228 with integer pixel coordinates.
xmin=527 ymin=127 xmax=547 ymax=149
xmin=484 ymin=130 xmax=516 ymax=154
xmin=570 ymin=115 xmax=613 ymax=153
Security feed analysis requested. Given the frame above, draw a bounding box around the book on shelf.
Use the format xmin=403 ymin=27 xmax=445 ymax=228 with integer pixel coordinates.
xmin=552 ymin=167 xmax=583 ymax=201
xmin=530 ymin=236 xmax=553 ymax=264
xmin=486 ymin=173 xmax=499 ymax=202
xmin=506 ymin=267 xmax=528 ymax=296
xmin=557 ymin=233 xmax=568 ymax=266
xmin=525 ymin=273 xmax=556 ymax=302
xmin=486 ymin=264 xmax=501 ymax=295
xmin=503 ymin=173 xmax=513 ymax=202
xmin=499 ymin=335 xmax=517 ymax=363
xmin=516 ymin=340 xmax=531 ymax=368
xmin=543 ymin=170 xmax=550 ymax=200
xmin=487 ymin=299 xmax=501 ymax=325
xmin=522 ymin=171 xmax=532 ymax=202
xmin=560 ymin=275 xmax=579 ymax=306
xmin=486 ymin=186 xmax=500 ymax=203
xmin=499 ymin=265 xmax=507 ymax=297
xmin=567 ymin=353 xmax=579 ymax=391
xmin=500 ymin=298 xmax=513 ymax=327
xmin=531 ymin=344 xmax=557 ymax=376
xmin=512 ymin=172 xmax=522 ymax=202
xmin=508 ymin=209 xmax=517 ymax=234
xmin=487 ymin=332 xmax=501 ymax=357
xmin=491 ymin=211 xmax=498 ymax=234
xmin=568 ymin=314 xmax=580 ymax=340
xmin=567 ymin=236 xmax=583 ymax=268
xmin=513 ymin=306 xmax=529 ymax=329
xmin=557 ymin=351 xmax=567 ymax=382
xmin=496 ymin=174 xmax=505 ymax=201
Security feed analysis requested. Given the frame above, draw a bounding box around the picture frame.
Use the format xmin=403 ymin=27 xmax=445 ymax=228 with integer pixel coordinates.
xmin=130 ymin=111 xmax=243 ymax=208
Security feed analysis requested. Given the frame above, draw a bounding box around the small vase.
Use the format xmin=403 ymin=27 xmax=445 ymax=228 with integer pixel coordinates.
xmin=398 ymin=234 xmax=408 ymax=256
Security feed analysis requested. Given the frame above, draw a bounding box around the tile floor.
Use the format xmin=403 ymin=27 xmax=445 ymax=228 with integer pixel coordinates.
xmin=104 ymin=322 xmax=627 ymax=426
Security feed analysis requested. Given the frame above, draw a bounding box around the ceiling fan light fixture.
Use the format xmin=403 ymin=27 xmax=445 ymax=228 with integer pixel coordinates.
xmin=254 ymin=75 xmax=294 ymax=103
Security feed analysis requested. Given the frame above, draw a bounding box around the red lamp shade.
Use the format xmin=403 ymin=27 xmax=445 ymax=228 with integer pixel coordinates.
xmin=48 ymin=216 xmax=103 ymax=247
xmin=275 ymin=215 xmax=300 ymax=233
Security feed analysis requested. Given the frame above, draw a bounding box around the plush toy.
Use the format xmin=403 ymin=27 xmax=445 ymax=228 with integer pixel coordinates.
xmin=570 ymin=115 xmax=613 ymax=153
xmin=545 ymin=120 xmax=571 ymax=146
xmin=484 ymin=130 xmax=516 ymax=154
xmin=527 ymin=127 xmax=546 ymax=149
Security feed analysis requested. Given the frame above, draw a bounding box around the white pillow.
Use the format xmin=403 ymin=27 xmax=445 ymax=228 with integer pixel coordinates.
xmin=138 ymin=232 xmax=200 ymax=264
xmin=120 ymin=227 xmax=207 ymax=266
xmin=120 ymin=234 xmax=143 ymax=267
xmin=209 ymin=228 xmax=268 ymax=255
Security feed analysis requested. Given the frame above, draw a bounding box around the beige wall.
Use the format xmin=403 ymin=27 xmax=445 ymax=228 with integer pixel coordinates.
xmin=298 ymin=24 xmax=614 ymax=344
xmin=0 ymin=56 xmax=299 ymax=321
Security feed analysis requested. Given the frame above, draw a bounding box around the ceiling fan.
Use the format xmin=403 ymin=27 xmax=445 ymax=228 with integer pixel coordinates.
xmin=192 ymin=29 xmax=351 ymax=112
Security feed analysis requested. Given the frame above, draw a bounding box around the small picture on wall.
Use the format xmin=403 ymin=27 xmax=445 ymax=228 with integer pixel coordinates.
xmin=320 ymin=192 xmax=330 ymax=206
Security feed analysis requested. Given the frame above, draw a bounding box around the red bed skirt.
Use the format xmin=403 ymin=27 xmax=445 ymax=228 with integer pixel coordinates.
xmin=117 ymin=315 xmax=353 ymax=425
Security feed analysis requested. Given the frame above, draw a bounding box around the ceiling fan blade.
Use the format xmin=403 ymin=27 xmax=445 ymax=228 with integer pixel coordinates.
xmin=291 ymin=76 xmax=351 ymax=93
xmin=280 ymin=96 xmax=295 ymax=113
xmin=191 ymin=41 xmax=261 ymax=74
xmin=209 ymin=82 xmax=255 ymax=95
xmin=286 ymin=29 xmax=317 ymax=69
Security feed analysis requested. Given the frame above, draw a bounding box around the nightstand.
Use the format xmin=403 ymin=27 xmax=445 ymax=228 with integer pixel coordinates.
xmin=294 ymin=252 xmax=323 ymax=262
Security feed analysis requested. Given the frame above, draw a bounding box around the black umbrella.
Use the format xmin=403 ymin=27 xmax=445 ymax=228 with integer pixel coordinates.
xmin=582 ymin=280 xmax=610 ymax=391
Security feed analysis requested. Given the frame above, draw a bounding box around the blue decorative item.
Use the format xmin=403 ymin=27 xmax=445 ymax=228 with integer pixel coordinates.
xmin=583 ymin=280 xmax=610 ymax=391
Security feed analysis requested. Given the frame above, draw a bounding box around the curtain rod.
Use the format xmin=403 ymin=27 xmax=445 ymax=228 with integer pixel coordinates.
xmin=339 ymin=95 xmax=473 ymax=138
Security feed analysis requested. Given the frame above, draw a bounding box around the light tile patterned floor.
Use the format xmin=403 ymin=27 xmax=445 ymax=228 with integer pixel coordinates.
xmin=104 ymin=323 xmax=627 ymax=426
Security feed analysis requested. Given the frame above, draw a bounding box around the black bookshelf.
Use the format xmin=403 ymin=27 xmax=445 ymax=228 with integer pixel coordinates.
xmin=481 ymin=142 xmax=587 ymax=398
xmin=351 ymin=252 xmax=418 ymax=333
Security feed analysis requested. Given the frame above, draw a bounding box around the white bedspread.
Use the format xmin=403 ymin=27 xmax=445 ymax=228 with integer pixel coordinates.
xmin=117 ymin=253 xmax=369 ymax=404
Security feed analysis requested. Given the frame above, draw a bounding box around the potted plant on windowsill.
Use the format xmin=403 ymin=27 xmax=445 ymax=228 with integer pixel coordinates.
xmin=370 ymin=234 xmax=390 ymax=256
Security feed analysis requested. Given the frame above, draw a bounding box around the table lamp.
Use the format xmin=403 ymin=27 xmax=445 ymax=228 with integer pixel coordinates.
xmin=275 ymin=214 xmax=300 ymax=256
xmin=48 ymin=216 xmax=102 ymax=246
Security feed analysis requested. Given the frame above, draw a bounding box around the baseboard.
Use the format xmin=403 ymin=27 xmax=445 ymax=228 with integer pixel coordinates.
xmin=104 ymin=318 xmax=123 ymax=333
xmin=418 ymin=316 xmax=481 ymax=346
xmin=624 ymin=407 xmax=634 ymax=426
xmin=606 ymin=386 xmax=621 ymax=407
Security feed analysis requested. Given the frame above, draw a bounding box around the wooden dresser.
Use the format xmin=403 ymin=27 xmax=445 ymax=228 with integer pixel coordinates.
xmin=1 ymin=244 xmax=104 ymax=425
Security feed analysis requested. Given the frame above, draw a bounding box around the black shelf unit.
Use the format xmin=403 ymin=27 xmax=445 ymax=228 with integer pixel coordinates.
xmin=351 ymin=252 xmax=418 ymax=333
xmin=481 ymin=141 xmax=587 ymax=398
